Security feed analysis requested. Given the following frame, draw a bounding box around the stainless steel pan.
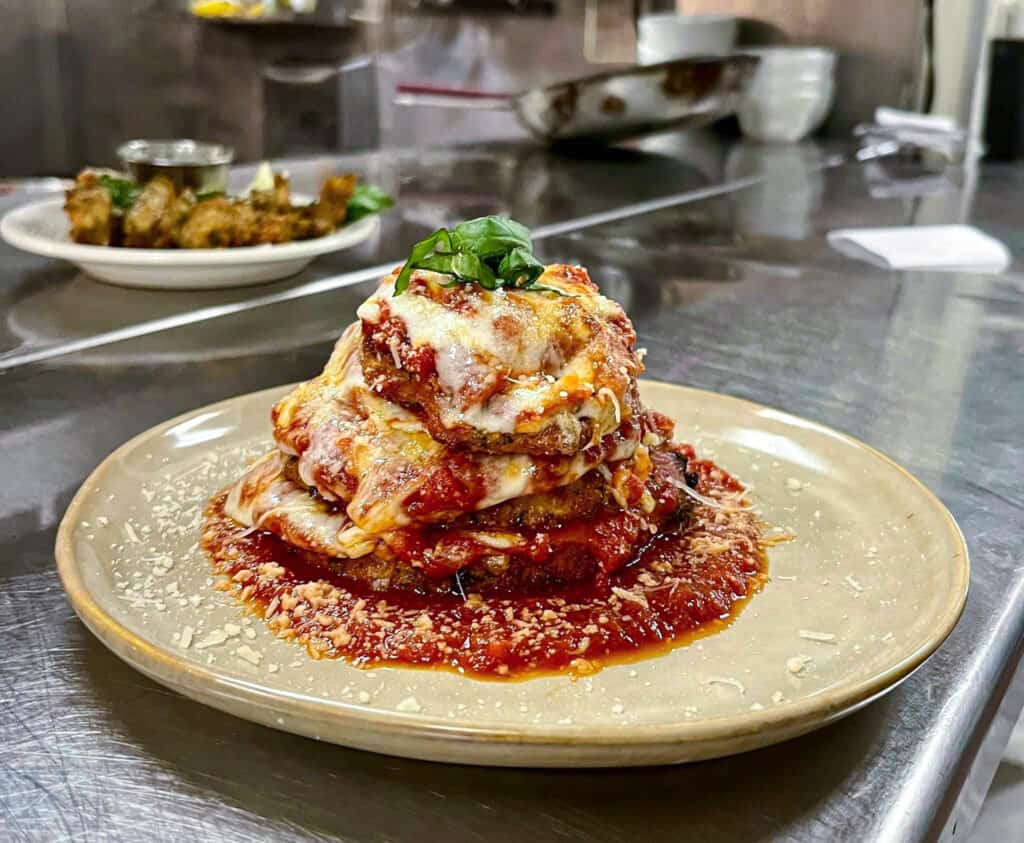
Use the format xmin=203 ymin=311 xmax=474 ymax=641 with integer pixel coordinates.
xmin=395 ymin=55 xmax=759 ymax=144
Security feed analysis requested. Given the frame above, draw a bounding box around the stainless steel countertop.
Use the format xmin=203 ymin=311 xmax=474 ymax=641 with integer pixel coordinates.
xmin=2 ymin=137 xmax=1022 ymax=842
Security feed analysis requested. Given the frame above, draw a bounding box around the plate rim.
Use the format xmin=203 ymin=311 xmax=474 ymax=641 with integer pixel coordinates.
xmin=55 ymin=381 xmax=970 ymax=749
xmin=0 ymin=197 xmax=380 ymax=266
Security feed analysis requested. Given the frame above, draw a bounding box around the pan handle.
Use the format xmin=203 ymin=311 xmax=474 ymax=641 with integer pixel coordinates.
xmin=394 ymin=83 xmax=514 ymax=111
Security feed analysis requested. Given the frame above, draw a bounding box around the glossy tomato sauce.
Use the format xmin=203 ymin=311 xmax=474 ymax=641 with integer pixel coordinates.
xmin=201 ymin=446 xmax=767 ymax=679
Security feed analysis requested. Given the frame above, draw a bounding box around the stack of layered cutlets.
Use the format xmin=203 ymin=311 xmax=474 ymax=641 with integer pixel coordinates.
xmin=223 ymin=263 xmax=697 ymax=596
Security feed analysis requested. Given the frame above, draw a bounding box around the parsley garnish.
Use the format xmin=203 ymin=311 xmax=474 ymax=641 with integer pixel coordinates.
xmin=97 ymin=175 xmax=142 ymax=210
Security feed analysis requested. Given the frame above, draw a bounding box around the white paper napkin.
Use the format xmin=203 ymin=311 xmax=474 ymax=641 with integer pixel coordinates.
xmin=875 ymin=106 xmax=960 ymax=134
xmin=855 ymin=107 xmax=967 ymax=160
xmin=827 ymin=225 xmax=1011 ymax=272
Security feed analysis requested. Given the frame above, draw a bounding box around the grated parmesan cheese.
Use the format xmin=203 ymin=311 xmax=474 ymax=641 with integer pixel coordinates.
xmin=235 ymin=645 xmax=263 ymax=666
xmin=787 ymin=655 xmax=812 ymax=674
xmin=194 ymin=629 xmax=228 ymax=650
xmin=799 ymin=630 xmax=837 ymax=644
xmin=611 ymin=586 xmax=649 ymax=609
xmin=706 ymin=676 xmax=746 ymax=695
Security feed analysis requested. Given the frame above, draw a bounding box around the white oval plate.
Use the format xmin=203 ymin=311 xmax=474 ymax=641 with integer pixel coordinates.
xmin=56 ymin=382 xmax=968 ymax=767
xmin=1 ymin=197 xmax=379 ymax=290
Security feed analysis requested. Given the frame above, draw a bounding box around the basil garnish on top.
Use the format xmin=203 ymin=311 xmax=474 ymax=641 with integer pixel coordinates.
xmin=393 ymin=216 xmax=551 ymax=296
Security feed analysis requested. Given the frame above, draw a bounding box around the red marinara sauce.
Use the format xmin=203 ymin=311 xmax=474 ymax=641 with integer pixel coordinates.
xmin=201 ymin=445 xmax=767 ymax=679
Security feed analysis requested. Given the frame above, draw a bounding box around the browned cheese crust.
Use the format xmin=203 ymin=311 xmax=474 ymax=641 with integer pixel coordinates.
xmin=361 ymin=345 xmax=642 ymax=456
xmin=358 ymin=265 xmax=644 ymax=456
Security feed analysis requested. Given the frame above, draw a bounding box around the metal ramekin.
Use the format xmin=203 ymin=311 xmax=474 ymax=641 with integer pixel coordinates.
xmin=117 ymin=139 xmax=235 ymax=193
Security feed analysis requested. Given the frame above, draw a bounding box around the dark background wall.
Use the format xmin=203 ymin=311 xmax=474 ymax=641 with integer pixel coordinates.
xmin=0 ymin=0 xmax=365 ymax=176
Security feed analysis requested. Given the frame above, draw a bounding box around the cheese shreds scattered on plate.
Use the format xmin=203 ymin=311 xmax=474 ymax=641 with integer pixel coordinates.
xmin=235 ymin=645 xmax=263 ymax=666
xmin=799 ymin=630 xmax=837 ymax=643
xmin=787 ymin=655 xmax=812 ymax=674
xmin=194 ymin=629 xmax=229 ymax=650
xmin=706 ymin=676 xmax=746 ymax=694
xmin=178 ymin=625 xmax=194 ymax=649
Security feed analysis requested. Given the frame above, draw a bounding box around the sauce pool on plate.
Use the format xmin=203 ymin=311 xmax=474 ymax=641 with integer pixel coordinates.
xmin=201 ymin=445 xmax=768 ymax=679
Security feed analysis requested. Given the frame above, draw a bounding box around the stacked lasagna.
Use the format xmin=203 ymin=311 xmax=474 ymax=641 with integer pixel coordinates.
xmin=222 ymin=262 xmax=698 ymax=596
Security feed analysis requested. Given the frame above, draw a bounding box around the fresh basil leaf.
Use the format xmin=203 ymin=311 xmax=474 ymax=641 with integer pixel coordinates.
xmin=414 ymin=253 xmax=455 ymax=275
xmin=497 ymin=246 xmax=544 ymax=288
xmin=346 ymin=183 xmax=394 ymax=223
xmin=394 ymin=216 xmax=546 ymax=296
xmin=451 ymin=216 xmax=532 ymax=259
xmin=97 ymin=175 xmax=142 ymax=210
xmin=451 ymin=252 xmax=497 ymax=288
xmin=394 ymin=229 xmax=452 ymax=295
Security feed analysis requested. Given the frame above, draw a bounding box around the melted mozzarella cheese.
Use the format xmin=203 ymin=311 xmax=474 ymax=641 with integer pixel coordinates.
xmin=271 ymin=322 xmax=643 ymax=535
xmin=357 ymin=265 xmax=634 ymax=435
xmin=225 ymin=451 xmax=377 ymax=558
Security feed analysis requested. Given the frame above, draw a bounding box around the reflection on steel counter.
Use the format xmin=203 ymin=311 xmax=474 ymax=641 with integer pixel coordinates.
xmin=725 ymin=143 xmax=827 ymax=241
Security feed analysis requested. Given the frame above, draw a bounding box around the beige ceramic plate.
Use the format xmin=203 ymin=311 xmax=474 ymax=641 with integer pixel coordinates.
xmin=56 ymin=382 xmax=968 ymax=767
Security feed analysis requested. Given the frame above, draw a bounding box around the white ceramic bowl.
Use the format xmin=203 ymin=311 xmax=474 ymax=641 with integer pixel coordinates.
xmin=739 ymin=90 xmax=835 ymax=144
xmin=637 ymin=13 xmax=737 ymax=65
xmin=743 ymin=47 xmax=836 ymax=75
xmin=738 ymin=47 xmax=836 ymax=143
xmin=724 ymin=142 xmax=827 ymax=240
